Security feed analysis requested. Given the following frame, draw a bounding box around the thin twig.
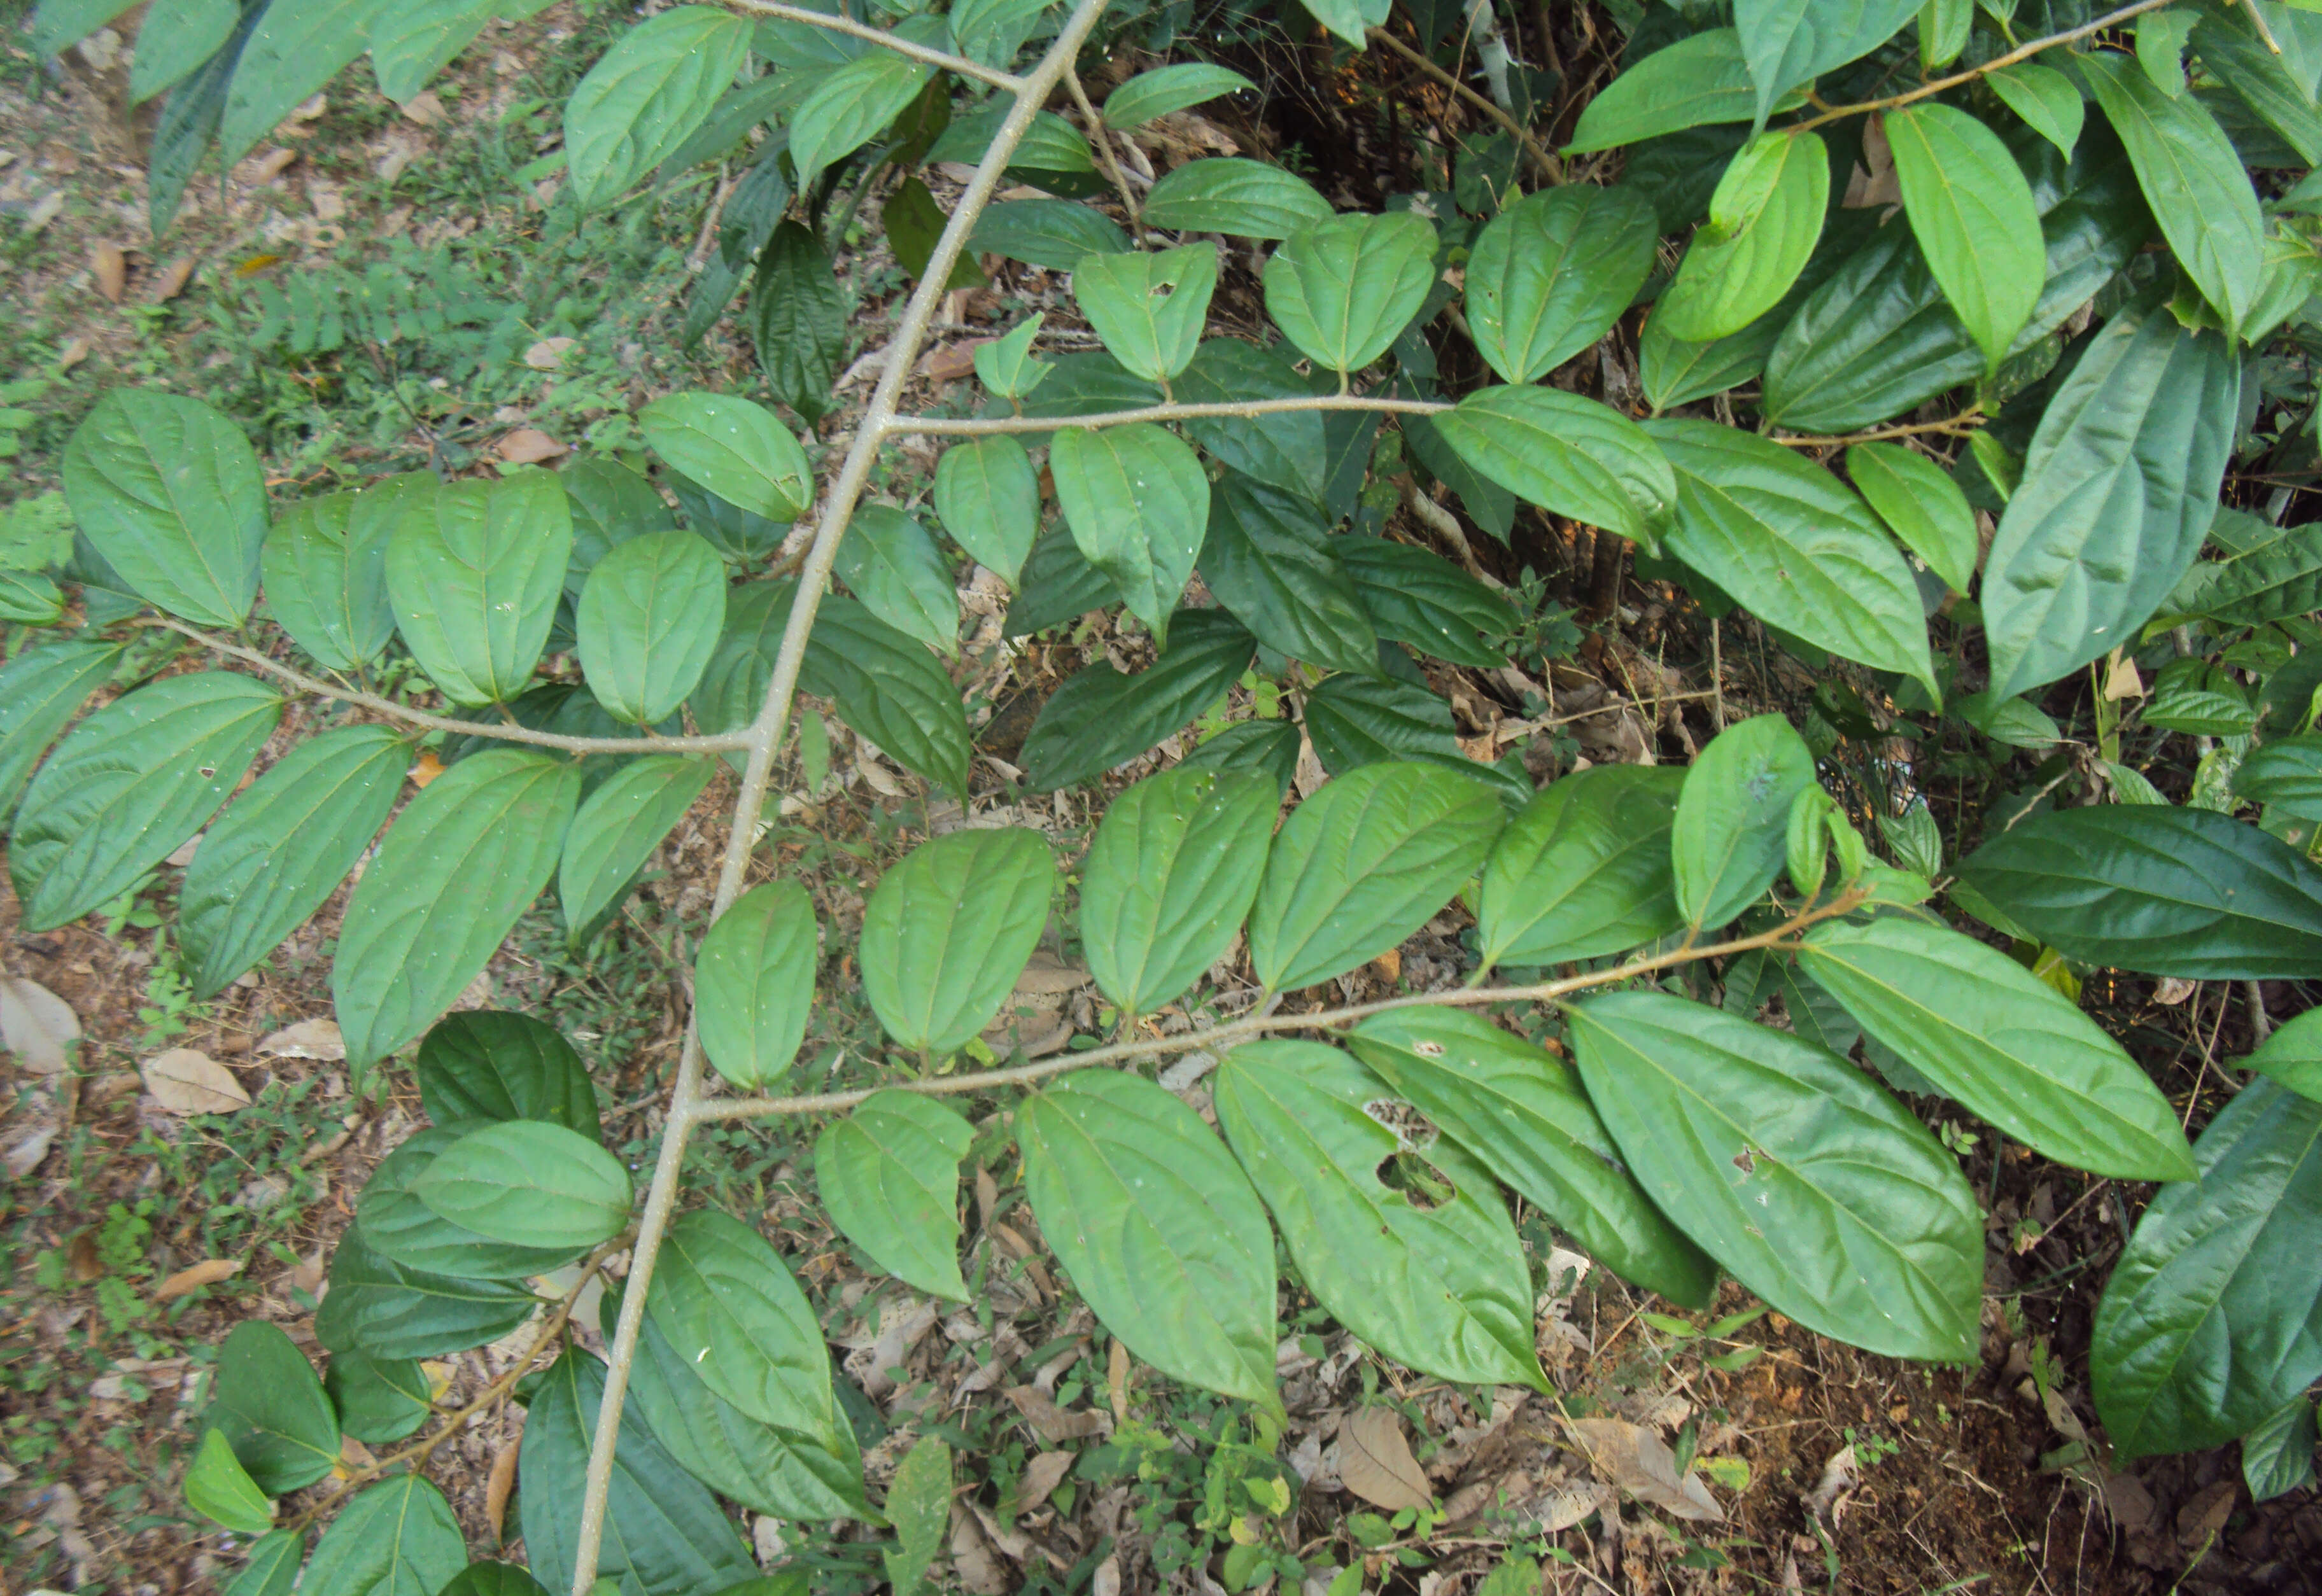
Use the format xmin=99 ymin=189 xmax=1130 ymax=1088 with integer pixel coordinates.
xmin=136 ymin=618 xmax=753 ymax=755
xmin=2239 ymin=0 xmax=2285 ymax=54
xmin=1768 ymin=410 xmax=1985 ymax=449
xmin=885 ymin=393 xmax=1453 ymax=435
xmin=1367 ymin=25 xmax=1562 ymax=183
xmin=723 ymin=0 xmax=1025 ymax=91
xmin=1064 ymin=65 xmax=1144 ymax=234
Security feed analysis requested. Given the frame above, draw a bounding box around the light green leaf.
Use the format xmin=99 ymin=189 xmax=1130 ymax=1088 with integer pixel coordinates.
xmin=205 ymin=1320 xmax=339 ymax=1494
xmin=1671 ymin=712 xmax=1817 ymax=930
xmin=324 ymin=1352 xmax=433 ymax=1446
xmin=933 ymin=435 xmax=1038 ymax=586
xmin=1846 ymin=440 xmax=1978 ymax=592
xmin=129 ymin=0 xmax=238 ymax=102
xmin=1050 ymin=422 xmax=1209 ymax=641
xmin=1081 ymin=765 xmax=1275 ymax=1016
xmin=640 ymin=392 xmax=812 ymax=522
xmin=1987 ymin=62 xmax=2085 ymax=157
xmin=412 ymin=1120 xmax=631 ymax=1248
xmin=950 ymin=0 xmax=1049 ymax=68
xmin=1263 ymin=211 xmax=1438 ymax=377
xmin=2248 ymin=1007 xmax=2322 ymax=1105
xmin=817 ymin=1090 xmax=973 ymax=1300
xmin=1566 ymin=29 xmax=1799 ymax=153
xmin=0 ymin=571 xmax=64 ymax=626
xmin=645 ymin=1210 xmax=843 ymax=1439
xmin=1654 ymin=129 xmax=1829 ymax=342
xmin=415 ymin=1010 xmax=600 ymax=1137
xmin=262 ymin=475 xmax=417 ymax=671
xmin=563 ymin=456 xmax=677 ymax=599
xmin=789 ymin=48 xmax=932 ymax=192
xmin=1884 ymin=103 xmax=2044 ymax=370
xmin=859 ymin=827 xmax=1054 ymax=1054
xmin=1020 ymin=1070 xmax=1280 ymax=1406
xmin=1074 ymin=242 xmax=1217 ymax=384
xmin=1102 ymin=62 xmax=1253 ymax=127
xmin=31 ymin=0 xmax=138 ymax=56
xmin=565 ymin=5 xmax=753 ymax=207
xmin=300 ymin=1476 xmax=464 ymax=1596
xmin=185 ymin=1426 xmax=274 ymax=1536
xmin=971 ymin=314 xmax=1052 ymax=401
xmin=1017 ymin=608 xmax=1255 ymax=790
xmin=1293 ymin=0 xmax=1388 ymax=49
xmin=1142 ymin=158 xmax=1334 ymax=240
xmin=0 ymin=641 xmax=120 ymax=823
xmin=696 ymin=880 xmax=817 ymax=1089
xmin=883 ymin=1436 xmax=952 ymax=1596
xmin=1465 ymin=185 xmax=1659 ymax=384
xmin=1919 ymin=0 xmax=1970 ymax=69
xmin=1568 ymin=991 xmax=1983 ymax=1361
xmin=1432 ymin=385 xmax=1675 ymax=549
xmin=558 ymin=755 xmax=715 ymax=947
xmin=219 ymin=0 xmax=389 ymax=166
xmin=62 ymin=388 xmax=265 ymax=627
xmin=359 ymin=1126 xmax=587 ymax=1278
xmin=925 ymin=104 xmax=1092 ymax=174
xmin=1734 ymin=0 xmax=1920 ymax=129
xmin=1477 ymin=764 xmax=1687 ymax=969
xmin=386 ymin=468 xmax=572 ymax=706
xmin=1199 ymin=474 xmax=1377 ymax=676
xmin=834 ymin=505 xmax=958 ymax=657
xmin=370 ymin=0 xmax=498 ymax=102
xmin=227 ymin=1532 xmax=305 ymax=1596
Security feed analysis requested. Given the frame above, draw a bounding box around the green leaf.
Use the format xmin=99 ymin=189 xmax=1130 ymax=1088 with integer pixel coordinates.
xmin=1216 ymin=1039 xmax=1545 ymax=1388
xmin=2197 ymin=4 xmax=2322 ymax=164
xmin=325 ymin=1352 xmax=433 ymax=1446
xmin=315 ymin=1226 xmax=538 ymax=1359
xmin=564 ymin=458 xmax=677 ymax=599
xmin=1568 ymin=991 xmax=1983 ymax=1361
xmin=1348 ymin=1009 xmax=1717 ymax=1307
xmin=645 ymin=1210 xmax=845 ymax=1438
xmin=1020 ymin=1070 xmax=1280 ymax=1406
xmin=300 ymin=1476 xmax=465 ymax=1596
xmin=1018 ymin=608 xmax=1253 ymax=787
xmin=883 ymin=1435 xmax=952 ymax=1596
xmin=1200 ymin=475 xmax=1377 ymax=675
xmin=565 ymin=5 xmax=752 ymax=207
xmin=1987 ymin=62 xmax=2085 ymax=157
xmin=969 ymin=199 xmax=1130 ymax=270
xmin=218 ymin=0 xmax=389 ymax=166
xmin=932 ymin=436 xmax=1038 ymax=587
xmin=2185 ymin=521 xmax=2322 ymax=626
xmin=1671 ymin=712 xmax=1816 ymax=930
xmin=1050 ymin=423 xmax=1209 ymax=640
xmin=1264 ymin=211 xmax=1438 ymax=377
xmin=1477 ymin=764 xmax=1687 ymax=968
xmin=925 ymin=106 xmax=1093 ymax=174
xmin=1883 ymin=104 xmax=2043 ymax=370
xmin=2078 ymin=51 xmax=2264 ymax=332
xmin=1566 ymin=30 xmax=1790 ymax=152
xmin=1013 ymin=349 xmax=1164 ymax=422
xmin=333 ymin=748 xmax=580 ymax=1068
xmin=559 ymin=755 xmax=714 ymax=948
xmin=386 ymin=468 xmax=572 ymax=706
xmin=817 ymin=1090 xmax=973 ymax=1299
xmin=2091 ymin=1079 xmax=2322 ymax=1458
xmin=1845 ymin=441 xmax=1977 ymax=592
xmin=370 ymin=0 xmax=498 ymax=103
xmin=1981 ymin=300 xmax=2240 ymax=699
xmin=1004 ymin=522 xmax=1121 ymax=635
xmin=1645 ymin=418 xmax=1938 ymax=696
xmin=0 ymin=571 xmax=63 ymax=626
xmin=789 ymin=48 xmax=932 ymax=191
xmin=696 ymin=880 xmax=817 ymax=1089
xmin=1142 ymin=158 xmax=1334 ymax=239
xmin=1248 ymin=760 xmax=1504 ymax=993
xmin=521 ymin=1350 xmax=757 ymax=1596
xmin=228 ymin=1532 xmax=305 ymax=1596
xmin=882 ymin=177 xmax=984 ymax=291
xmin=31 ymin=0 xmax=137 ymax=56
xmin=11 ymin=671 xmax=280 ymax=933
xmin=859 ymin=827 xmax=1053 ymax=1054
xmin=1301 ymin=678 xmax=1514 ymax=802
xmin=1181 ymin=720 xmax=1301 ymax=795
xmin=262 ymin=477 xmax=416 ymax=671
xmin=752 ymin=221 xmax=848 ymax=424
xmin=1655 ymin=130 xmax=1829 ymax=342
xmin=62 ymin=388 xmax=265 ymax=626
xmin=2243 ymin=1396 xmax=2319 ymax=1502
xmin=0 ymin=640 xmax=120 ymax=822
xmin=437 ymin=1567 xmax=554 ymax=1596
xmin=1339 ymin=540 xmax=1514 ymax=669
xmin=185 ymin=1427 xmax=274 ymax=1536
xmin=1174 ymin=339 xmax=1328 ymax=503
xmin=205 ymin=1320 xmax=339 ymax=1494
xmin=147 ymin=2 xmax=257 ymax=234
xmin=416 ymin=1011 xmax=599 ymax=1137
xmin=950 ymin=0 xmax=1048 ymax=68
xmin=972 ymin=314 xmax=1052 ymax=400
xmin=179 ymin=725 xmax=408 ymax=998
xmin=1465 ymin=185 xmax=1659 ymax=384
xmin=640 ymin=392 xmax=812 ymax=522
xmin=1081 ymin=766 xmax=1275 ymax=1016
xmin=1074 ymin=243 xmax=1217 ymax=384
xmin=2248 ymin=1004 xmax=2322 ymax=1109
xmin=412 ymin=1120 xmax=632 ymax=1249
xmin=1957 ymin=806 xmax=2322 ymax=980
xmin=1734 ymin=0 xmax=1919 ymax=127
xmin=1799 ymin=918 xmax=2195 ymax=1179
xmin=1432 ymin=385 xmax=1675 ymax=549
xmin=127 ymin=0 xmax=237 ymax=104
xmin=1103 ymin=62 xmax=1253 ymax=127
xmin=834 ymin=506 xmax=958 ymax=657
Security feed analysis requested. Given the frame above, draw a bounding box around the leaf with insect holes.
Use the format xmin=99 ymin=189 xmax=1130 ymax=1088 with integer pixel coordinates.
xmin=1074 ymin=243 xmax=1218 ymax=384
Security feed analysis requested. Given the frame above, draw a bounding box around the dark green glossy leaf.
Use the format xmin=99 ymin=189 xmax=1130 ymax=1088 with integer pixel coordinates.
xmin=968 ymin=199 xmax=1130 ymax=270
xmin=2242 ymin=1395 xmax=2318 ymax=1502
xmin=858 ymin=826 xmax=1053 ymax=1054
xmin=62 ymin=388 xmax=265 ymax=626
xmin=299 ymin=1476 xmax=464 ymax=1596
xmin=1179 ymin=720 xmax=1302 ymax=796
xmin=1018 ymin=608 xmax=1253 ymax=790
xmin=315 ymin=1226 xmax=539 ymax=1360
xmin=817 ymin=1090 xmax=973 ymax=1300
xmin=416 ymin=1011 xmax=598 ymax=1137
xmin=1141 ymin=158 xmax=1333 ymax=239
xmin=1200 ymin=475 xmax=1377 ymax=675
xmin=1671 ymin=712 xmax=1817 ymax=930
xmin=1339 ymin=539 xmax=1514 ymax=669
xmin=696 ymin=879 xmax=817 ymax=1089
xmin=1081 ymin=765 xmax=1275 ymax=1016
xmin=227 ymin=1530 xmax=304 ymax=1596
xmin=1303 ymin=673 xmax=1461 ymax=771
xmin=1003 ymin=522 xmax=1122 ymax=636
xmin=753 ymin=221 xmax=848 ymax=424
xmin=1173 ymin=339 xmax=1328 ymax=504
xmin=0 ymin=640 xmax=119 ymax=822
xmin=1477 ymin=764 xmax=1687 ymax=968
xmin=559 ymin=755 xmax=714 ymax=948
xmin=1466 ymin=185 xmax=1657 ymax=384
xmin=205 ymin=1320 xmax=339 ymax=1494
xmin=563 ymin=457 xmax=676 ymax=600
xmin=325 ymin=1352 xmax=432 ymax=1445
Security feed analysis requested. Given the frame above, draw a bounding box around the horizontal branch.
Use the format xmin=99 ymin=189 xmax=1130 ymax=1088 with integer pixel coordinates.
xmin=1798 ymin=0 xmax=2176 ymax=129
xmin=725 ymin=0 xmax=1025 ymax=92
xmin=886 ymin=393 xmax=1453 ymax=436
xmin=691 ymin=890 xmax=1865 ymax=1123
xmin=1769 ymin=409 xmax=1986 ymax=449
xmin=139 ymin=617 xmax=756 ymax=755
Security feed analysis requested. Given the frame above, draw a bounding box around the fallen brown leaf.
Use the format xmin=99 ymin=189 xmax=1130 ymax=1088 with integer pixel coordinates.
xmin=1 ymin=974 xmax=80 ymax=1074
xmin=1003 ymin=1385 xmax=1106 ymax=1443
xmin=152 ymin=1257 xmax=242 ymax=1302
xmin=1008 ymin=1449 xmax=1074 ymax=1517
xmin=1339 ymin=1406 xmax=1432 ymax=1512
xmin=2176 ymin=1479 xmax=2236 ymax=1548
xmin=251 ymin=147 xmax=299 ymax=183
xmin=1570 ymin=1417 xmax=1723 ymax=1522
xmin=57 ymin=335 xmax=92 ymax=371
xmin=3 ymin=1124 xmax=55 ymax=1180
xmin=401 ymin=90 xmax=446 ymax=127
xmin=917 ymin=340 xmax=986 ymax=382
xmin=497 ymin=428 xmax=567 ymax=463
xmin=142 ymin=1049 xmax=252 ymax=1115
xmin=91 ymin=242 xmax=126 ymax=303
xmin=1013 ymin=951 xmax=1091 ymax=995
xmin=407 ymin=750 xmax=446 ymax=788
xmin=486 ymin=1434 xmax=521 ymax=1542
xmin=524 ymin=337 xmax=575 ymax=370
xmin=149 ymin=258 xmax=195 ymax=302
xmin=1108 ymin=1335 xmax=1130 ymax=1425
xmin=257 ymin=1018 xmax=345 ymax=1060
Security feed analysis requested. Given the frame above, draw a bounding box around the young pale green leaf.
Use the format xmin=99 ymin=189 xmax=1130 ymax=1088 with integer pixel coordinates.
xmin=1799 ymin=918 xmax=2195 ymax=1179
xmin=1102 ymin=62 xmax=1253 ymax=126
xmin=2078 ymin=51 xmax=2263 ymax=332
xmin=1248 ymin=761 xmax=1504 ymax=994
xmin=1142 ymin=157 xmax=1334 ymax=239
xmin=970 ymin=200 xmax=1132 ymax=270
xmin=218 ymin=0 xmax=386 ymax=166
xmin=1348 ymin=1010 xmax=1719 ymax=1307
xmin=1565 ymin=29 xmax=1784 ymax=152
xmin=564 ymin=5 xmax=752 ymax=207
xmin=0 ymin=640 xmax=120 ymax=821
xmin=1987 ymin=62 xmax=2085 ymax=157
xmin=1020 ymin=1070 xmax=1281 ymax=1406
xmin=314 ymin=1227 xmax=538 ymax=1361
xmin=62 ymin=388 xmax=266 ymax=627
xmin=324 ymin=1352 xmax=432 ymax=1446
xmin=1734 ymin=0 xmax=1919 ymax=128
xmin=370 ymin=0 xmax=498 ymax=103
xmin=206 ymin=1321 xmax=339 ymax=1494
xmin=1477 ymin=764 xmax=1687 ymax=969
xmin=1217 ymin=1040 xmax=1546 ymax=1389
xmin=1981 ymin=299 xmax=2239 ymax=698
xmin=1845 ymin=440 xmax=1978 ymax=592
xmin=933 ymin=435 xmax=1038 ymax=585
xmin=416 ymin=1011 xmax=600 ymax=1137
xmin=386 ymin=469 xmax=572 ymax=706
xmin=1081 ymin=766 xmax=1275 ymax=1016
xmin=412 ymin=1120 xmax=632 ymax=1249
xmin=333 ymin=748 xmax=580 ymax=1068
xmin=1465 ymin=185 xmax=1659 ymax=384
xmin=1200 ymin=475 xmax=1377 ymax=676
xmin=696 ymin=880 xmax=817 ymax=1089
xmin=1883 ymin=104 xmax=2044 ymax=370
xmin=833 ymin=506 xmax=958 ymax=657
xmin=789 ymin=49 xmax=932 ymax=192
xmin=360 ymin=1130 xmax=587 ymax=1280
xmin=559 ymin=755 xmax=715 ymax=948
xmin=1263 ymin=211 xmax=1439 ymax=377
xmin=1181 ymin=720 xmax=1302 ymax=796
xmin=185 ymin=1425 xmax=274 ymax=1536
xmin=1646 ymin=418 xmax=1938 ymax=696
xmin=2092 ymin=1080 xmax=2322 ymax=1459
xmin=11 ymin=671 xmax=280 ymax=934
xmin=1017 ymin=608 xmax=1255 ymax=789
xmin=2247 ymin=1009 xmax=2322 ymax=1105
xmin=179 ymin=724 xmax=408 ymax=998
xmin=646 ymin=1209 xmax=843 ymax=1439
xmin=971 ymin=314 xmax=1052 ymax=400
xmin=1074 ymin=243 xmax=1218 ymax=384
xmin=299 ymin=1476 xmax=465 ymax=1596
xmin=1671 ymin=713 xmax=1817 ymax=930
xmin=640 ymin=392 xmax=812 ymax=522
xmin=883 ymin=1435 xmax=953 ymax=1596
xmin=858 ymin=827 xmax=1053 ymax=1054
xmin=816 ymin=1090 xmax=973 ymax=1300
xmin=1568 ymin=991 xmax=1983 ymax=1361
xmin=1433 ymin=385 xmax=1675 ymax=548
xmin=1050 ymin=422 xmax=1209 ymax=641
xmin=1654 ymin=130 xmax=1829 ymax=342
xmin=262 ymin=475 xmax=417 ymax=671
xmin=1338 ymin=540 xmax=1514 ymax=669
xmin=1919 ymin=0 xmax=1970 ymax=68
